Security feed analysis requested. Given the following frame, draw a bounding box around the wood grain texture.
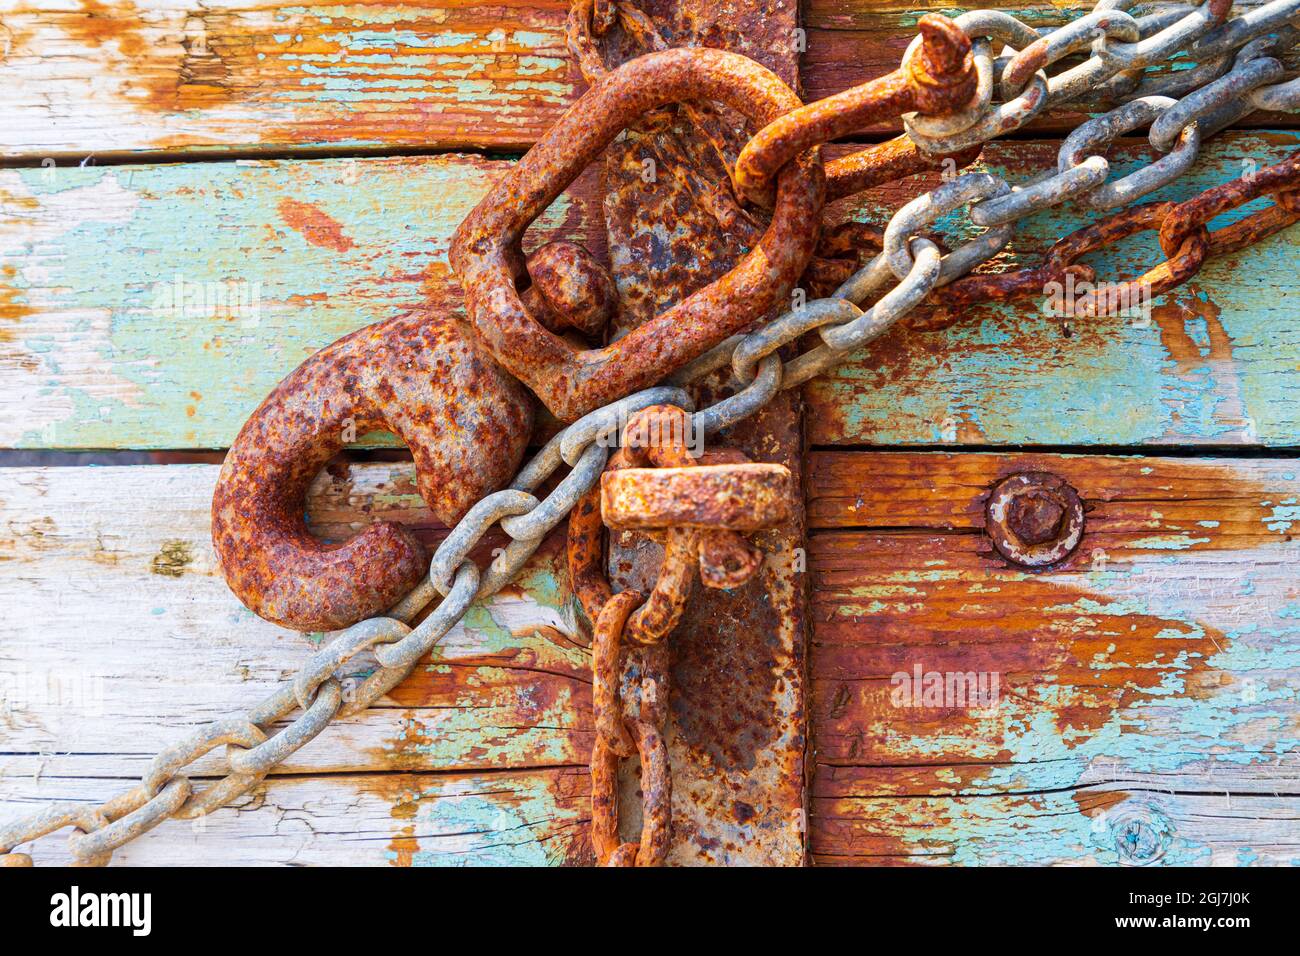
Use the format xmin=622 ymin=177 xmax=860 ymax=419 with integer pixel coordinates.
xmin=5 ymin=1 xmax=1292 ymax=159
xmin=6 ymin=133 xmax=1300 ymax=451
xmin=806 ymin=451 xmax=1300 ymax=865
xmin=0 ymin=462 xmax=597 ymax=865
xmin=0 ymin=153 xmax=596 ymax=449
xmin=3 ymin=770 xmax=593 ymax=866
xmin=809 ymin=130 xmax=1300 ymax=447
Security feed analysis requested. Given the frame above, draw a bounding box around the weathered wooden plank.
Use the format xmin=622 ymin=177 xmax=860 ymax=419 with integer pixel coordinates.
xmin=809 ymin=130 xmax=1300 ymax=447
xmin=0 ymin=463 xmax=594 ymax=788
xmin=2 ymin=770 xmax=593 ymax=866
xmin=6 ymin=1 xmax=1292 ymax=160
xmin=1 ymin=0 xmax=576 ymax=157
xmin=7 ymin=133 xmax=1300 ymax=451
xmin=0 ymin=153 xmax=596 ymax=449
xmin=812 ymin=790 xmax=1300 ymax=866
xmin=806 ymin=450 xmax=1300 ymax=864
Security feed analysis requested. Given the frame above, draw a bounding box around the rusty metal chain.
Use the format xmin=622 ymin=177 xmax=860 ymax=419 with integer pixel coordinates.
xmin=8 ymin=0 xmax=1300 ymax=867
xmin=568 ymin=405 xmax=792 ymax=865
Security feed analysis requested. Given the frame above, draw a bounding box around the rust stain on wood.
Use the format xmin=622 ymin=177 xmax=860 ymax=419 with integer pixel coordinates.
xmin=277 ymin=198 xmax=356 ymax=253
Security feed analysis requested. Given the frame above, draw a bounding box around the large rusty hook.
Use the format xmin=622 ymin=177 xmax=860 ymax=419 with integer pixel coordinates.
xmin=212 ymin=313 xmax=533 ymax=632
xmin=451 ymin=46 xmax=825 ymax=424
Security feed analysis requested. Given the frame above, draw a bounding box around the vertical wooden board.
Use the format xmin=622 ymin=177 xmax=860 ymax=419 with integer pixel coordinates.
xmin=806 ymin=452 xmax=1300 ymax=865
xmin=0 ymin=154 xmax=597 ymax=449
xmin=807 ymin=132 xmax=1300 ymax=447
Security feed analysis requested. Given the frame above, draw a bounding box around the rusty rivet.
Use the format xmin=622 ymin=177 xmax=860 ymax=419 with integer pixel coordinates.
xmin=984 ymin=472 xmax=1085 ymax=569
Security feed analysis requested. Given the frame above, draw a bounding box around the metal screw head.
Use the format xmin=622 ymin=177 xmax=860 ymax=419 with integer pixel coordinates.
xmin=985 ymin=471 xmax=1085 ymax=569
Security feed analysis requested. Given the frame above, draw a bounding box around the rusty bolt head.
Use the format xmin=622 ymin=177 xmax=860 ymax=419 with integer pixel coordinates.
xmin=985 ymin=472 xmax=1085 ymax=569
xmin=522 ymin=240 xmax=617 ymax=339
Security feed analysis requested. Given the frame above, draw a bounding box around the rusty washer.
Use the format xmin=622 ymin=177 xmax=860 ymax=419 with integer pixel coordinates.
xmin=984 ymin=472 xmax=1085 ymax=569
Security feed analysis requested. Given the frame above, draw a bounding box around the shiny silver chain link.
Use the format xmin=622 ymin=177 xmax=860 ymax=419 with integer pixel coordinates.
xmin=6 ymin=0 xmax=1300 ymax=867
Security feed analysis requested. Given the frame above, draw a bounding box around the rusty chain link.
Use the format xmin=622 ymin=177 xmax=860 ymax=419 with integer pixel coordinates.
xmin=8 ymin=0 xmax=1300 ymax=866
xmin=568 ymin=406 xmax=792 ymax=865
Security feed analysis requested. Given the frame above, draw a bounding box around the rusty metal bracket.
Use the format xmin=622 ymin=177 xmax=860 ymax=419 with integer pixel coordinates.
xmin=450 ymin=45 xmax=824 ymax=423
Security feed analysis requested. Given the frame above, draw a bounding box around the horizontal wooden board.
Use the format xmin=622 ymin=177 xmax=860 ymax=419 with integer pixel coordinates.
xmin=812 ymin=790 xmax=1300 ymax=866
xmin=809 ymin=130 xmax=1300 ymax=447
xmin=0 ymin=461 xmax=600 ymax=865
xmin=806 ymin=450 xmax=1300 ymax=865
xmin=3 ymin=770 xmax=593 ymax=866
xmin=5 ymin=1 xmax=1292 ymax=160
xmin=6 ymin=133 xmax=1300 ymax=451
xmin=0 ymin=152 xmax=596 ymax=449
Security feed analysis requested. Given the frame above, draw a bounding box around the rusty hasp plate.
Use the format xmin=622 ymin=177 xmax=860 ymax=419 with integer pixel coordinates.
xmin=590 ymin=0 xmax=811 ymax=867
xmin=570 ymin=399 xmax=795 ymax=865
xmin=602 ymin=464 xmax=792 ymax=532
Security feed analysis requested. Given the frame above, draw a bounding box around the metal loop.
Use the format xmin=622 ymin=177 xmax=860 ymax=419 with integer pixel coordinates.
xmin=227 ymin=679 xmax=343 ymax=777
xmin=909 ymin=71 xmax=1049 ymax=153
xmin=732 ymin=297 xmax=863 ymax=384
xmin=558 ymin=386 xmax=695 ymax=467
xmin=1 ymin=803 xmax=110 ymax=857
xmin=819 ymin=239 xmax=942 ymax=352
xmin=430 ymin=489 xmax=540 ymax=593
xmin=68 ymin=779 xmax=191 ymax=866
xmin=694 ymin=355 xmax=783 ymax=436
xmin=905 ymin=38 xmax=994 ymax=139
xmin=1058 ymin=95 xmax=1202 ymax=209
xmin=374 ymin=562 xmax=480 ymax=672
xmin=883 ymin=173 xmax=1012 ymax=280
xmin=1149 ymin=56 xmax=1285 ymax=151
xmin=1190 ymin=0 xmax=1300 ymax=61
xmin=971 ymin=157 xmax=1109 ymax=226
xmin=141 ymin=716 xmax=267 ymax=799
xmin=1251 ymin=74 xmax=1300 ymax=110
xmin=292 ymin=616 xmax=410 ymax=710
xmin=1093 ymin=0 xmax=1228 ymax=70
xmin=1001 ymin=7 xmax=1142 ymax=100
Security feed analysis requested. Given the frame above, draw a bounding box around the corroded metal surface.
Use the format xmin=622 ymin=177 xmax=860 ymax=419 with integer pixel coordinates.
xmin=984 ymin=471 xmax=1086 ymax=569
xmin=602 ymin=464 xmax=792 ymax=532
xmin=450 ymin=41 xmax=824 ymax=422
xmin=569 ymin=404 xmax=792 ymax=864
xmin=211 ymin=313 xmax=532 ymax=631
xmin=594 ymin=0 xmax=810 ymax=866
xmin=733 ymin=14 xmax=979 ymax=207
